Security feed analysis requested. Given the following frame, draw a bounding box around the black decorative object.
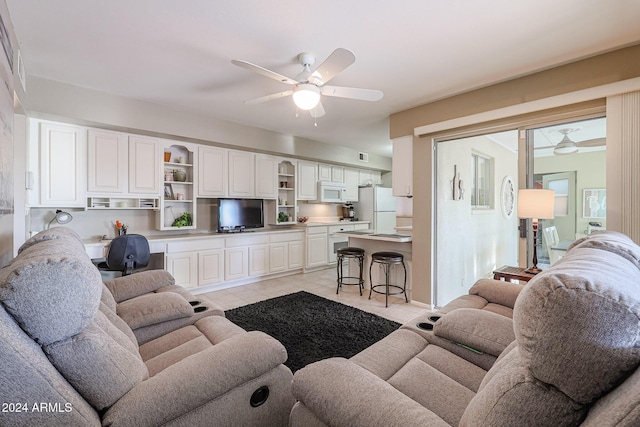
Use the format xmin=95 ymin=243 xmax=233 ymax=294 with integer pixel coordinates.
xmin=225 ymin=291 xmax=400 ymax=372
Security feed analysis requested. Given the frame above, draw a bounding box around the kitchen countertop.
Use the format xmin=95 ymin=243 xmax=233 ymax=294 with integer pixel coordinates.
xmin=82 ymin=227 xmax=305 ymax=247
xmin=298 ymin=220 xmax=370 ymax=227
xmin=338 ymin=229 xmax=412 ymax=243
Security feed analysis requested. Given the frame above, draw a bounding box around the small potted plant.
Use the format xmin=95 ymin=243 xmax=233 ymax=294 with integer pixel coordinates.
xmin=171 ymin=212 xmax=192 ymax=227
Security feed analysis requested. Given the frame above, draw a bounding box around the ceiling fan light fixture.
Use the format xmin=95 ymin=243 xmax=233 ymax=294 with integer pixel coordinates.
xmin=292 ymin=84 xmax=321 ymax=110
xmin=553 ymin=141 xmax=578 ymax=155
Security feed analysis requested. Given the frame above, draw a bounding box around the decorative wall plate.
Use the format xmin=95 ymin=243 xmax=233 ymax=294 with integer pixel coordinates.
xmin=501 ymin=176 xmax=515 ymax=218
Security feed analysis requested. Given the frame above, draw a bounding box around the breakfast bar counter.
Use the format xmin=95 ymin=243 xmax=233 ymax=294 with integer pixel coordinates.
xmin=338 ymin=230 xmax=413 ymax=299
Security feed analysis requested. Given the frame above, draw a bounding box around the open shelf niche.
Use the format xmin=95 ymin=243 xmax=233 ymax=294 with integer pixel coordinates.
xmin=156 ymin=142 xmax=197 ymax=230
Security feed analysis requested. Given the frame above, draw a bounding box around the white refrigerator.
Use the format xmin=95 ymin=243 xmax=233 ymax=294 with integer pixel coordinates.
xmin=358 ymin=186 xmax=396 ymax=233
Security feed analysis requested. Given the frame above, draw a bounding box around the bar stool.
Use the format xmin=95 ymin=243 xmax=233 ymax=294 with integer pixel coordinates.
xmin=336 ymin=247 xmax=365 ymax=295
xmin=369 ymin=251 xmax=408 ymax=307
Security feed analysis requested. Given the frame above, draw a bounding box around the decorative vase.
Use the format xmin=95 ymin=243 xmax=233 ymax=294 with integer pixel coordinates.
xmin=173 ymin=170 xmax=187 ymax=182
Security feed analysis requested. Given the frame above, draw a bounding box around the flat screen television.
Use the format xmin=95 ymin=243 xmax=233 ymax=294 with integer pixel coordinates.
xmin=218 ymin=198 xmax=264 ymax=232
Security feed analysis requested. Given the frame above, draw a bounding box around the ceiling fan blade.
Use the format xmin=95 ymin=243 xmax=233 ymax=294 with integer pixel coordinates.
xmin=244 ymin=89 xmax=293 ymax=104
xmin=576 ymin=137 xmax=606 ymax=147
xmin=313 ymin=48 xmax=355 ymax=85
xmin=309 ymin=102 xmax=325 ymax=118
xmin=231 ymin=60 xmax=298 ymax=85
xmin=322 ymin=85 xmax=383 ymax=101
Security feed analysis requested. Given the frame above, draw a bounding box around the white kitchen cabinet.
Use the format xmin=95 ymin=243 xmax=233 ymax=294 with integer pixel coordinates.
xmin=331 ymin=166 xmax=345 ymax=183
xmin=269 ymin=231 xmax=304 ymax=272
xmin=344 ymin=168 xmax=359 ymax=202
xmin=358 ymin=169 xmax=382 ymax=187
xmin=249 ymin=244 xmax=270 ymax=276
xmin=306 ymin=226 xmax=328 ymax=269
xmin=288 ymin=240 xmax=304 ymax=269
xmin=87 ymin=129 xmax=128 ymax=194
xmin=269 ymin=242 xmax=288 ymax=273
xmin=318 ymin=163 xmax=332 ymax=181
xmin=198 ymin=146 xmax=228 ymax=197
xmin=228 ymin=150 xmax=255 ymax=197
xmin=128 ymin=135 xmax=159 ymax=195
xmin=38 ymin=121 xmax=87 ymax=207
xmin=255 ymin=154 xmax=278 ymax=199
xmin=198 ymin=249 xmax=224 ymax=286
xmin=166 ymin=252 xmax=198 ymax=289
xmin=392 ymin=135 xmax=413 ymax=197
xmin=297 ymin=160 xmax=318 ymax=200
xmin=225 ymin=246 xmax=249 ymax=281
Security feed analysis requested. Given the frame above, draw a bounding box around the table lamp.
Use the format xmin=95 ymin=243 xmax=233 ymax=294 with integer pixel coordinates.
xmin=47 ymin=209 xmax=73 ymax=229
xmin=518 ymin=189 xmax=555 ymax=273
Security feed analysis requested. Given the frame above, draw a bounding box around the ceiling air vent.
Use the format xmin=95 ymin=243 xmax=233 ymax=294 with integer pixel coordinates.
xmin=358 ymin=152 xmax=369 ymax=162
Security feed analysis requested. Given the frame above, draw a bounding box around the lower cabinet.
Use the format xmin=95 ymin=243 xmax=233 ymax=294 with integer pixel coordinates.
xmin=165 ymin=231 xmax=305 ymax=289
xmin=165 ymin=252 xmax=198 ymax=289
xmin=249 ymin=244 xmax=270 ymax=276
xmin=269 ymin=231 xmax=305 ymax=273
xmin=288 ymin=240 xmax=304 ymax=269
xmin=269 ymin=243 xmax=288 ymax=273
xmin=306 ymin=226 xmax=329 ymax=269
xmin=198 ymin=249 xmax=224 ymax=286
xmin=225 ymin=246 xmax=249 ymax=281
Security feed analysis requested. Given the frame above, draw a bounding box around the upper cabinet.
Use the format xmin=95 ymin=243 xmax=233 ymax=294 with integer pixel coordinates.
xmin=344 ymin=168 xmax=359 ymax=202
xmin=255 ymin=154 xmax=278 ymax=199
xmin=228 ymin=150 xmax=255 ymax=198
xmin=87 ymin=129 xmax=127 ymax=194
xmin=197 ymin=146 xmax=228 ymax=197
xmin=36 ymin=121 xmax=87 ymax=207
xmin=128 ymin=135 xmax=160 ymax=195
xmin=358 ymin=169 xmax=381 ymax=187
xmin=392 ymin=135 xmax=413 ymax=197
xmin=297 ymin=160 xmax=318 ymax=200
xmin=331 ymin=166 xmax=345 ymax=183
xmin=319 ymin=163 xmax=344 ymax=183
xmin=318 ymin=163 xmax=332 ymax=181
xmin=87 ymin=130 xmax=160 ymax=197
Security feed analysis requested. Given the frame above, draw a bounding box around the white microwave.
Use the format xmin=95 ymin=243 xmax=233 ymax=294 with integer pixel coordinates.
xmin=316 ymin=181 xmax=347 ymax=203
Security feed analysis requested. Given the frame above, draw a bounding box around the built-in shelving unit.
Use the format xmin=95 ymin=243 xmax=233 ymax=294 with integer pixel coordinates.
xmin=86 ymin=197 xmax=158 ymax=210
xmin=276 ymin=160 xmax=297 ymax=225
xmin=156 ymin=143 xmax=197 ymax=230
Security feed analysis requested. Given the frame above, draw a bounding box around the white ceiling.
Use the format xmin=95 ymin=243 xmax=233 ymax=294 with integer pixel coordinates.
xmin=6 ymin=1 xmax=640 ymax=158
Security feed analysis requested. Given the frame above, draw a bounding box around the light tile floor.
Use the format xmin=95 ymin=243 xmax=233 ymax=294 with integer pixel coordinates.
xmin=200 ymin=268 xmax=430 ymax=324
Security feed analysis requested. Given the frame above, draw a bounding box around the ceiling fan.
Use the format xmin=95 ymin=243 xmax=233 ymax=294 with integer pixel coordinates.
xmin=231 ymin=48 xmax=383 ymax=118
xmin=536 ymin=128 xmax=606 ymax=155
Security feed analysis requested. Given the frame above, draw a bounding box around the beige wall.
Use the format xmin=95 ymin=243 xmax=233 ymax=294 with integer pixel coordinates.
xmin=390 ymin=44 xmax=640 ymax=139
xmin=394 ymin=44 xmax=640 ymax=305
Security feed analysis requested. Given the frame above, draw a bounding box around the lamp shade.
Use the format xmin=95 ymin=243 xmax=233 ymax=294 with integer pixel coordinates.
xmin=292 ymin=84 xmax=321 ymax=110
xmin=517 ymin=189 xmax=555 ymax=220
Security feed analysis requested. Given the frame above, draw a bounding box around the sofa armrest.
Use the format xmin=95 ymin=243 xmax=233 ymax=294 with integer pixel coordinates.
xmin=434 ymin=308 xmax=515 ymax=357
xmin=291 ymin=358 xmax=449 ymax=427
xmin=469 ymin=278 xmax=524 ymax=309
xmin=102 ymin=331 xmax=289 ymax=427
xmin=103 ymin=270 xmax=175 ymax=302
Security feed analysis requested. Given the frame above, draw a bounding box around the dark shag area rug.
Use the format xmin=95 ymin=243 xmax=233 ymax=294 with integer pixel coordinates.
xmin=225 ymin=291 xmax=400 ymax=372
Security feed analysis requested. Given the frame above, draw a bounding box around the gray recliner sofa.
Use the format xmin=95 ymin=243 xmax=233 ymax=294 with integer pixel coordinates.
xmin=0 ymin=227 xmax=294 ymax=426
xmin=290 ymin=230 xmax=640 ymax=426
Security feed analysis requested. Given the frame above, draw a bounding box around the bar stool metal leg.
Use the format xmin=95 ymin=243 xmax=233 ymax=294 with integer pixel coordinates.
xmin=336 ymin=248 xmax=365 ymax=296
xmin=369 ymin=252 xmax=407 ymax=307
